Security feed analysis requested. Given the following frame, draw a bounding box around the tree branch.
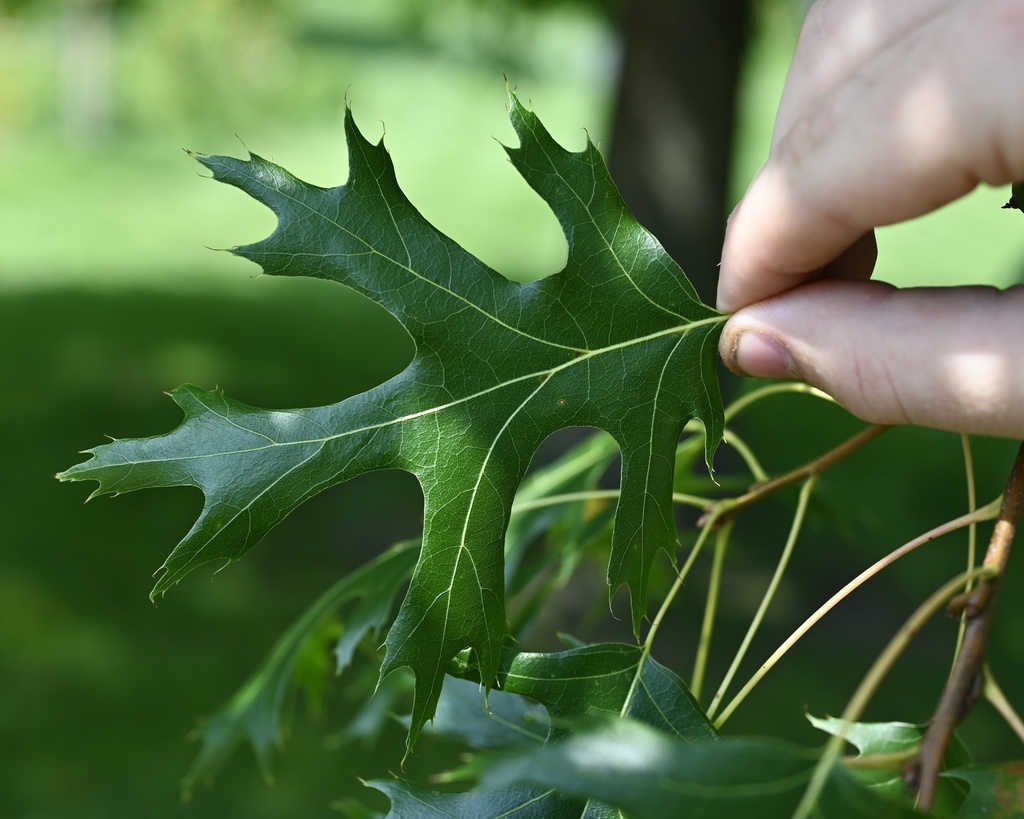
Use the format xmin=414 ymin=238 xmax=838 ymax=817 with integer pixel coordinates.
xmin=906 ymin=441 xmax=1024 ymax=810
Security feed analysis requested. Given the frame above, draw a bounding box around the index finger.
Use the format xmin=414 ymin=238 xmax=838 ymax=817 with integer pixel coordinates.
xmin=717 ymin=0 xmax=1024 ymax=313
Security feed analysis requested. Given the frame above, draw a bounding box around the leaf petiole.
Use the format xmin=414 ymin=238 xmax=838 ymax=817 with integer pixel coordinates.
xmin=706 ymin=476 xmax=816 ymax=722
xmin=712 ymin=496 xmax=1002 ymax=729
xmin=690 ymin=519 xmax=733 ymax=702
xmin=723 ymin=382 xmax=835 ymax=424
xmin=983 ymin=664 xmax=1024 ymax=745
xmin=619 ymin=508 xmax=724 ymax=718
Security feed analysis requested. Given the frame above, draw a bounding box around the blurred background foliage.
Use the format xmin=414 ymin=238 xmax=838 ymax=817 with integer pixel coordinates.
xmin=2 ymin=1 xmax=1024 ymax=817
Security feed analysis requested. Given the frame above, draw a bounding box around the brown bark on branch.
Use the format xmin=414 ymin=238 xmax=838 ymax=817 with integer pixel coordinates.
xmin=906 ymin=441 xmax=1024 ymax=811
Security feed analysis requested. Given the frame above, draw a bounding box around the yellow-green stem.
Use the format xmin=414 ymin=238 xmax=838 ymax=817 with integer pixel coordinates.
xmin=722 ymin=428 xmax=768 ymax=483
xmin=713 ymin=497 xmax=1001 ymax=729
xmin=724 ymin=382 xmax=834 ymax=423
xmin=510 ymin=489 xmax=619 ymax=515
xmin=691 ymin=520 xmax=733 ymax=702
xmin=706 ymin=477 xmax=816 ymax=722
xmin=984 ymin=664 xmax=1024 ymax=745
xmin=511 ymin=488 xmax=718 ymax=516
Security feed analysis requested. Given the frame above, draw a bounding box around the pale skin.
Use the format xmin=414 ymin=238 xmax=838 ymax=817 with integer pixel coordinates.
xmin=717 ymin=0 xmax=1024 ymax=438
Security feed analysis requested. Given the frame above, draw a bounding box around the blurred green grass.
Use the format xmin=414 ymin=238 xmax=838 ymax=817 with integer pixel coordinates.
xmin=0 ymin=1 xmax=614 ymax=290
xmin=3 ymin=1 xmax=1024 ymax=817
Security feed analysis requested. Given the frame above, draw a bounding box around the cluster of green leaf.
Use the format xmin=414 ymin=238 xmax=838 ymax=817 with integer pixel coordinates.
xmin=59 ymin=91 xmax=1022 ymax=816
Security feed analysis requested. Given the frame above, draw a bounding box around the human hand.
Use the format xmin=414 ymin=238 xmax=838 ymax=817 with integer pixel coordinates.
xmin=717 ymin=0 xmax=1024 ymax=438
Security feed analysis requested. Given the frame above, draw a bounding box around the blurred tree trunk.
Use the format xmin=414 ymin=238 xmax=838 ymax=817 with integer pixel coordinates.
xmin=609 ymin=0 xmax=752 ymax=304
xmin=60 ymin=0 xmax=114 ymax=141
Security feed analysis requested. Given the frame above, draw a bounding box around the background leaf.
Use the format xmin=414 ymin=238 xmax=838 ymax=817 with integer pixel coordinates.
xmin=484 ymin=642 xmax=717 ymax=741
xmin=944 ymin=762 xmax=1024 ymax=819
xmin=432 ymin=676 xmax=549 ymax=750
xmin=477 ymin=717 xmax=919 ymax=819
xmin=808 ymin=715 xmax=971 ymax=816
xmin=182 ymin=540 xmax=417 ymax=793
xmin=59 ymin=89 xmax=725 ymax=748
xmin=365 ymin=778 xmax=582 ymax=819
xmin=503 ymin=430 xmax=619 ymax=635
xmin=426 ymin=642 xmax=711 ymax=818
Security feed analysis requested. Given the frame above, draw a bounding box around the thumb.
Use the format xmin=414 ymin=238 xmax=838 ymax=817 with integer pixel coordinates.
xmin=719 ymin=279 xmax=1024 ymax=439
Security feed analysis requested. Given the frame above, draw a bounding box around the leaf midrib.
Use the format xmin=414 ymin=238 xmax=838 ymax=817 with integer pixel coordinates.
xmin=95 ymin=315 xmax=725 ymax=466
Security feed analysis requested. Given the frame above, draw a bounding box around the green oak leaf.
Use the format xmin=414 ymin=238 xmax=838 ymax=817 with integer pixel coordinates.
xmin=438 ymin=641 xmax=716 ymax=752
xmin=481 ymin=642 xmax=717 ymax=741
xmin=57 ymin=89 xmax=725 ymax=749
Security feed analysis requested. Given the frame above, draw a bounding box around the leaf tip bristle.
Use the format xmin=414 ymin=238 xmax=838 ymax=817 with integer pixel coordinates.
xmin=183 ymin=147 xmax=211 ymax=166
xmin=233 ymin=133 xmax=252 ymax=158
xmin=582 ymin=127 xmax=603 ymax=152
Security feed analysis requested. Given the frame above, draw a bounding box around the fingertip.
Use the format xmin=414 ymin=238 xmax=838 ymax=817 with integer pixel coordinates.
xmin=720 ymin=280 xmax=1024 ymax=439
xmin=726 ymin=328 xmax=799 ymax=381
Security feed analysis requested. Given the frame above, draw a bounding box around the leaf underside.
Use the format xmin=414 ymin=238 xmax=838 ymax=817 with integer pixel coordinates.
xmin=58 ymin=89 xmax=724 ymax=747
